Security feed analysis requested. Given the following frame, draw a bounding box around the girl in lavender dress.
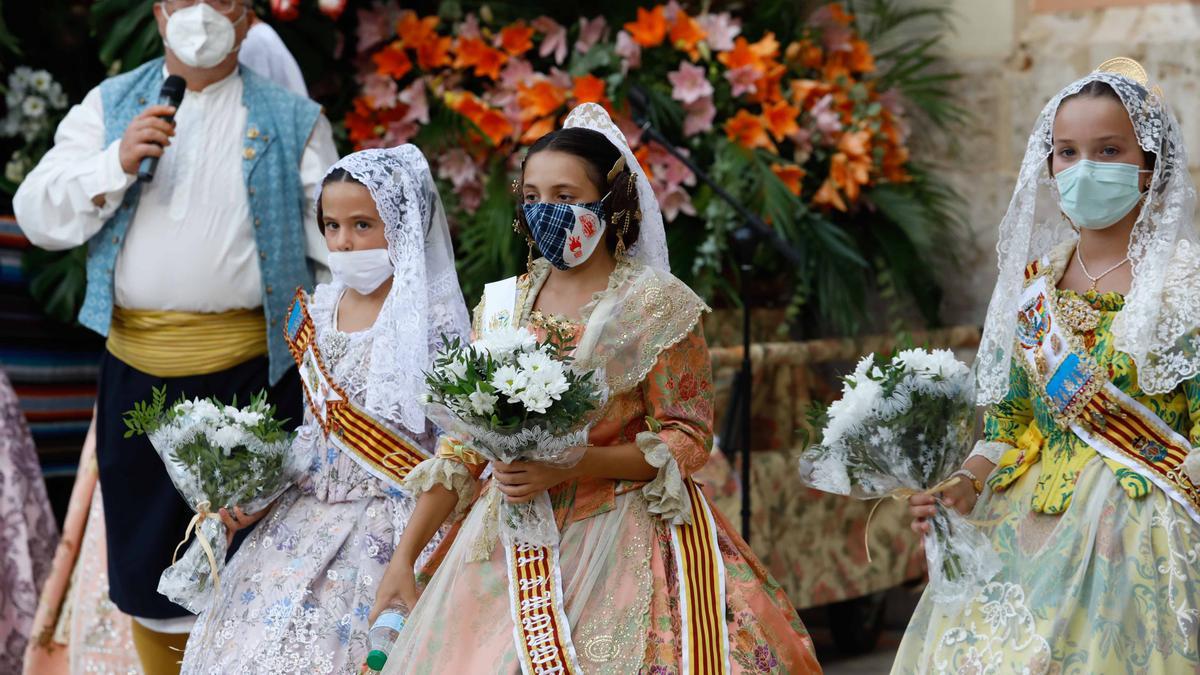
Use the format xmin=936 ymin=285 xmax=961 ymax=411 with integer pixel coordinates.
xmin=180 ymin=145 xmax=469 ymax=674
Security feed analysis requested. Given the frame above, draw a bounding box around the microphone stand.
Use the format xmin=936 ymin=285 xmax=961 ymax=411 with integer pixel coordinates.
xmin=634 ymin=117 xmax=803 ymax=544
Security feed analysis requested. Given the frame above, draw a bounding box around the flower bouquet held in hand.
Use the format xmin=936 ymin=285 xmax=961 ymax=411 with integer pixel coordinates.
xmin=123 ymin=387 xmax=307 ymax=613
xmin=798 ymin=349 xmax=1000 ymax=607
xmin=423 ymin=325 xmax=607 ymax=548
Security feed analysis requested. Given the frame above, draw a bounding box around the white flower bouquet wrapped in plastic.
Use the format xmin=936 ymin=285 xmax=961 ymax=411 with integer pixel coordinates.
xmin=798 ymin=349 xmax=1000 ymax=607
xmin=424 ymin=325 xmax=607 ymax=548
xmin=123 ymin=387 xmax=307 ymax=613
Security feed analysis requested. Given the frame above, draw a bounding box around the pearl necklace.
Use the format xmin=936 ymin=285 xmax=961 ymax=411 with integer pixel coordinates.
xmin=1074 ymin=245 xmax=1130 ymax=292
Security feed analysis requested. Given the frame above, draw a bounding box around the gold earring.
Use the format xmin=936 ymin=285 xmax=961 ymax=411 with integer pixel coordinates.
xmin=614 ymin=216 xmax=630 ymax=259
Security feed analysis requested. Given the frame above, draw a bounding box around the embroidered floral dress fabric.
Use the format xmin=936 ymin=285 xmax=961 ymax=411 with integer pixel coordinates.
xmin=893 ymin=248 xmax=1200 ymax=673
xmin=180 ymin=284 xmax=436 ymax=675
xmin=383 ymin=260 xmax=821 ymax=674
xmin=0 ymin=369 xmax=57 ymax=673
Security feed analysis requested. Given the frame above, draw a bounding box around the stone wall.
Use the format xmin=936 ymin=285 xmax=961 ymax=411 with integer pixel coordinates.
xmin=934 ymin=0 xmax=1200 ymax=324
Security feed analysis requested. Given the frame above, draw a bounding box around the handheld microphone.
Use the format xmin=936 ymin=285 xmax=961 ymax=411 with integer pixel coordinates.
xmin=137 ymin=75 xmax=187 ymax=183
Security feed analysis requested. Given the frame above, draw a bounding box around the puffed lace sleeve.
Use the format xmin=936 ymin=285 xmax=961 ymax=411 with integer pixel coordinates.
xmin=402 ymin=437 xmax=487 ymax=520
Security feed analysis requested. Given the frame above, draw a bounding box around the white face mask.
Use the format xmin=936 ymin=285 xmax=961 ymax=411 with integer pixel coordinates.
xmin=164 ymin=3 xmax=243 ymax=69
xmin=327 ymin=248 xmax=393 ymax=295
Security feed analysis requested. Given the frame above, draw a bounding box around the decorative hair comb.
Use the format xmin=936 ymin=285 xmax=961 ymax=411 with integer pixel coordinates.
xmin=606 ymin=155 xmax=626 ymax=184
xmin=1096 ymin=56 xmax=1164 ymax=98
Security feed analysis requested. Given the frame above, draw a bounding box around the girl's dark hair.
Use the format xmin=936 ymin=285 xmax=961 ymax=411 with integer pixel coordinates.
xmin=1058 ymin=80 xmax=1157 ymax=172
xmin=316 ymin=168 xmax=362 ymax=234
xmin=517 ymin=128 xmax=642 ymax=255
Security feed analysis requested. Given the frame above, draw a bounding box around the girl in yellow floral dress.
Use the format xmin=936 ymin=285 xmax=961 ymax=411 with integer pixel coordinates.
xmin=895 ymin=60 xmax=1200 ymax=673
xmin=371 ymin=104 xmax=822 ymax=674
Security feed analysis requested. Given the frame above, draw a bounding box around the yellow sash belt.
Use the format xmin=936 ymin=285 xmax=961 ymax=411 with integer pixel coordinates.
xmin=106 ymin=307 xmax=268 ymax=377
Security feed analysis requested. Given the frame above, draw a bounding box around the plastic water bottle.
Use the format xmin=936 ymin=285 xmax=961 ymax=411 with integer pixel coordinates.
xmin=365 ymin=604 xmax=408 ymax=672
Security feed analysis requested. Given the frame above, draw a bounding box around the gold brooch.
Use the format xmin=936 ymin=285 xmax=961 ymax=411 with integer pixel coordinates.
xmin=1058 ymin=294 xmax=1100 ymax=335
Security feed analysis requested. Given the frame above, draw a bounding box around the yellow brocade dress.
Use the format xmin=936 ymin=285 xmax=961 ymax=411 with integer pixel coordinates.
xmin=893 ymin=283 xmax=1200 ymax=673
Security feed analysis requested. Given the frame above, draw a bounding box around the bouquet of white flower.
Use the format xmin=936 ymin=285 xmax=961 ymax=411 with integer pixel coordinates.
xmin=424 ymin=325 xmax=607 ymax=548
xmin=2 ymin=66 xmax=70 ymax=187
xmin=798 ymin=348 xmax=1000 ymax=607
xmin=123 ymin=387 xmax=308 ymax=613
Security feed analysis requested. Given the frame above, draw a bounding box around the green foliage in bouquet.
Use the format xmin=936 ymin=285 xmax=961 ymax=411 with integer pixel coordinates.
xmin=424 ymin=325 xmax=604 ymax=435
xmin=833 ymin=352 xmax=967 ymax=488
xmin=123 ymin=386 xmax=292 ymax=508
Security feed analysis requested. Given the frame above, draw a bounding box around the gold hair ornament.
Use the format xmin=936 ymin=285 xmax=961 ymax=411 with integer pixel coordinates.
xmin=606 ymin=155 xmax=626 ymax=184
xmin=1095 ymin=56 xmax=1164 ymax=99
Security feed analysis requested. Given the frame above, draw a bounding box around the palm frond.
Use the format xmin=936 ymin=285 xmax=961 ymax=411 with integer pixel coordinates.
xmin=454 ymin=161 xmax=526 ymax=304
xmin=91 ymin=0 xmax=160 ymax=72
xmin=851 ymin=0 xmax=969 ymax=131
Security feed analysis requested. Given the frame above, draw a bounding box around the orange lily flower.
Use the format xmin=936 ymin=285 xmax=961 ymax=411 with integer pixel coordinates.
xmin=724 ymin=109 xmax=776 ymax=152
xmin=447 ymin=91 xmax=513 ymax=146
xmin=415 ymin=35 xmax=452 ymax=70
xmin=827 ymin=3 xmax=854 ymax=26
xmin=454 ymin=36 xmax=485 ymax=68
xmin=518 ymin=79 xmax=568 ymax=119
xmin=749 ymin=32 xmax=780 ymax=62
xmin=521 ymin=115 xmax=557 ymax=144
xmin=771 ymin=163 xmax=805 ymax=196
xmin=396 ymin=11 xmax=439 ymax=49
xmin=763 ymin=100 xmax=801 ymax=142
xmin=669 ymin=11 xmax=707 ymax=60
xmin=717 ymin=37 xmax=763 ymax=73
xmin=838 ymin=129 xmax=872 ymax=160
xmin=454 ymin=36 xmax=507 ymax=79
xmin=633 ymin=145 xmax=655 ymax=182
xmin=373 ymin=43 xmax=412 ymax=79
xmin=624 ymin=6 xmax=668 ymax=48
xmin=789 ymin=79 xmax=830 ymax=108
xmin=813 ymin=177 xmax=847 ymax=211
xmin=788 ymin=39 xmax=823 ymax=69
xmin=447 ymin=91 xmax=487 ymax=120
xmin=750 ymin=62 xmax=788 ymax=105
xmin=345 ymin=97 xmax=378 ymax=144
xmin=830 ymin=153 xmax=869 ymax=202
xmin=848 ymin=39 xmax=875 ymax=73
xmin=572 ymin=74 xmax=607 ymax=104
xmin=499 ymin=21 xmax=535 ymax=56
xmin=476 ymin=108 xmax=515 ymax=146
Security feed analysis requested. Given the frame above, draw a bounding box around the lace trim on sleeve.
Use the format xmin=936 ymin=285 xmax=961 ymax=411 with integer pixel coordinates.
xmin=401 ymin=457 xmax=479 ymax=521
xmin=637 ymin=430 xmax=693 ymax=525
xmin=969 ymin=440 xmax=1012 ymax=465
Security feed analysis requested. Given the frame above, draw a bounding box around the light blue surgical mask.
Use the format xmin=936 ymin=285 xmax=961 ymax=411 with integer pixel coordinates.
xmin=1055 ymin=159 xmax=1151 ymax=230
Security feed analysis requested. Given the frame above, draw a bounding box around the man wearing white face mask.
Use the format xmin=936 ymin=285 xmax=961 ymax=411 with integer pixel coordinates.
xmin=12 ymin=1 xmax=337 ymax=671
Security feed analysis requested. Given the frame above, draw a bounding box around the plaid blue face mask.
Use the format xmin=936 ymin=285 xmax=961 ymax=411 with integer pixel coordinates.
xmin=523 ymin=198 xmax=608 ymax=270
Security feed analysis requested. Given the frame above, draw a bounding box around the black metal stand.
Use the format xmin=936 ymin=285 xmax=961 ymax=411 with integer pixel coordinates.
xmin=731 ymin=226 xmax=757 ymax=543
xmin=631 ymin=96 xmax=802 ymax=542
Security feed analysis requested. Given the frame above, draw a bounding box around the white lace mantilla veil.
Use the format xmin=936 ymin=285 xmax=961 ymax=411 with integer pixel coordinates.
xmin=975 ymin=60 xmax=1200 ymax=405
xmin=563 ymin=102 xmax=670 ymax=271
xmin=316 ymin=145 xmax=471 ymax=433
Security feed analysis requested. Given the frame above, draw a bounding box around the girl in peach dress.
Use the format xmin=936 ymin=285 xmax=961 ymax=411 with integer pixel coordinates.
xmin=373 ymin=104 xmax=822 ymax=674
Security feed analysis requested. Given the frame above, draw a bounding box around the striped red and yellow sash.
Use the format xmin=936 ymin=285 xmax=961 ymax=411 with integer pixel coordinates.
xmin=506 ymin=541 xmax=580 ymax=675
xmin=1016 ymin=269 xmax=1200 ymax=522
xmin=672 ymin=479 xmax=731 ymax=674
xmin=283 ymin=290 xmax=428 ymax=487
xmin=1075 ymin=388 xmax=1200 ymax=519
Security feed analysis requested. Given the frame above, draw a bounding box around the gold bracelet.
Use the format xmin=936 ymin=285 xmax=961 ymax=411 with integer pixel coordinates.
xmin=952 ymin=468 xmax=983 ymax=495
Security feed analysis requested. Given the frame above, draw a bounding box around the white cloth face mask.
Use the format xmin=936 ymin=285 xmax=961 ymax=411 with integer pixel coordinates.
xmin=327 ymin=248 xmax=394 ymax=294
xmin=164 ymin=3 xmax=243 ymax=69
